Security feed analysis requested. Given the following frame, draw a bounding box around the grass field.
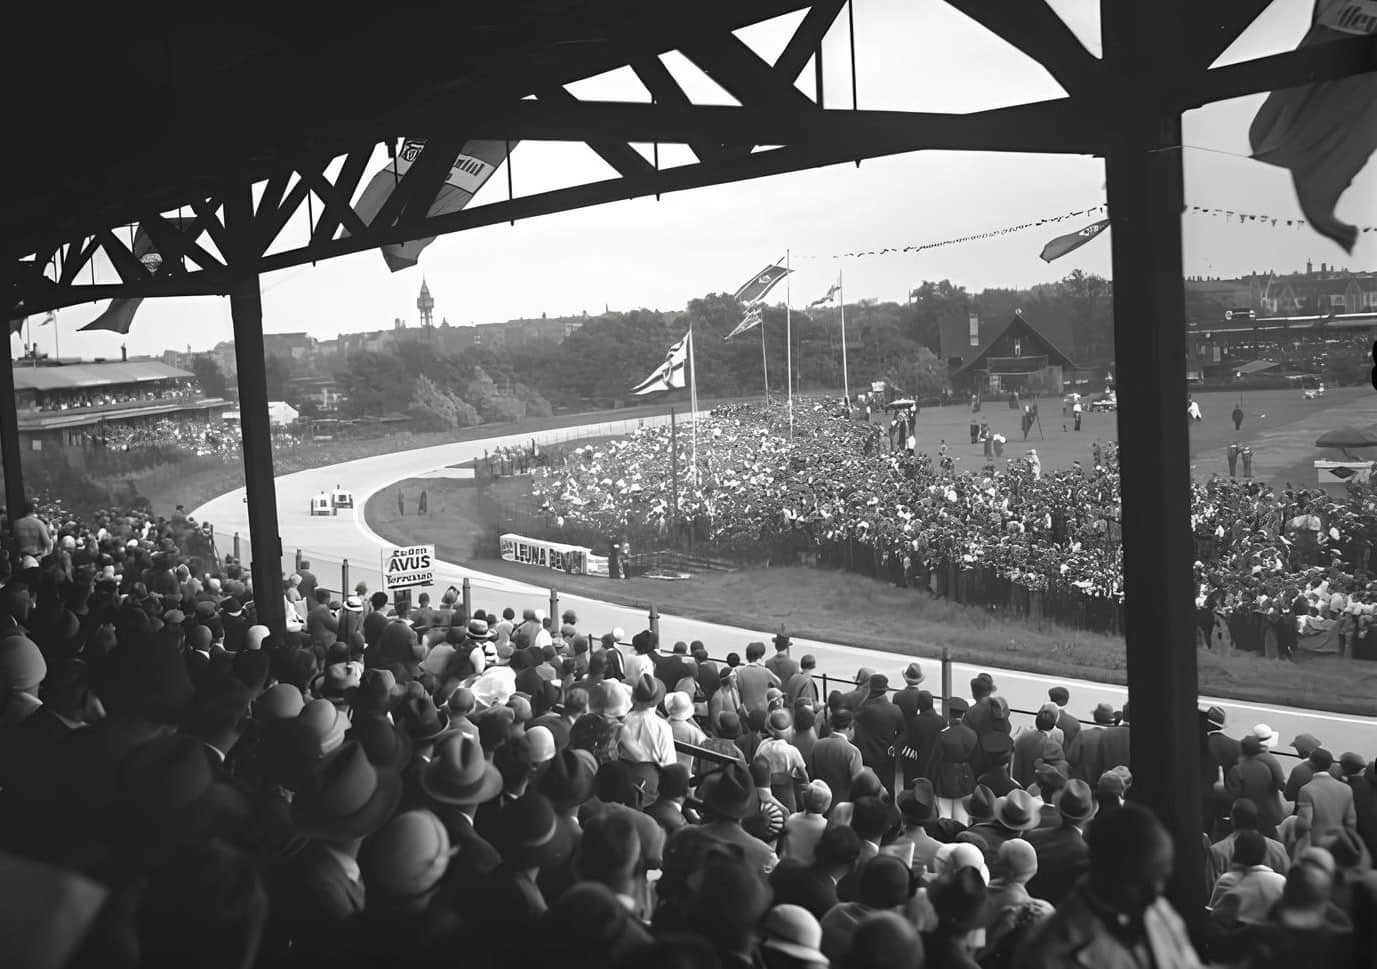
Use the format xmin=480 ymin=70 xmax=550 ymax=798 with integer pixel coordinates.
xmin=369 ymin=385 xmax=1377 ymax=710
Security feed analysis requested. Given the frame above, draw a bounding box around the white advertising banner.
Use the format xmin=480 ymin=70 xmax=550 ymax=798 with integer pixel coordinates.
xmin=500 ymin=533 xmax=610 ymax=577
xmin=382 ymin=544 xmax=436 ymax=591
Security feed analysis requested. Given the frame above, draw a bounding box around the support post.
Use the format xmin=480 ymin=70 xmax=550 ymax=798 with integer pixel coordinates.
xmin=1102 ymin=0 xmax=1204 ymax=932
xmin=342 ymin=559 xmax=350 ymax=597
xmin=648 ymin=602 xmax=660 ymax=641
xmin=549 ymin=588 xmax=559 ymax=631
xmin=940 ymin=647 xmax=952 ymax=717
xmin=0 ymin=328 xmax=27 ymax=543
xmin=462 ymin=577 xmax=472 ymax=622
xmin=295 ymin=549 xmax=303 ymax=572
xmin=229 ymin=273 xmax=287 ymax=640
xmin=233 ymin=532 xmax=241 ymax=561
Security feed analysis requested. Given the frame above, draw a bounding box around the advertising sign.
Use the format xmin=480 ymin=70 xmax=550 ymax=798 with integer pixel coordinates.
xmin=382 ymin=544 xmax=435 ymax=591
xmin=500 ymin=533 xmax=610 ymax=577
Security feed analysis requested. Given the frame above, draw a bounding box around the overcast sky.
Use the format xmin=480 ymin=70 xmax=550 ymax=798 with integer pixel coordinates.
xmin=27 ymin=0 xmax=1377 ymax=360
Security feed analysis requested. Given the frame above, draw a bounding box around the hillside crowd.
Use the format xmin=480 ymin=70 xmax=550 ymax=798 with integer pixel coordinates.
xmin=531 ymin=401 xmax=1377 ymax=651
xmin=1 ymin=489 xmax=1376 ymax=968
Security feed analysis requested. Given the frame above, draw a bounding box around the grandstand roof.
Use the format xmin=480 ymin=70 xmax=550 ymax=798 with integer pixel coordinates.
xmin=11 ymin=361 xmax=192 ymax=391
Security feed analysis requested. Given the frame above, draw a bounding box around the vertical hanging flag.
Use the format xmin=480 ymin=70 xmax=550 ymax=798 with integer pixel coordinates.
xmin=733 ymin=261 xmax=791 ymax=303
xmin=1038 ymin=218 xmax=1111 ymax=263
xmin=630 ymin=332 xmax=689 ymax=395
xmin=808 ymin=282 xmax=841 ymax=308
xmin=79 ymin=218 xmax=195 ymax=335
xmin=1248 ymin=0 xmax=1377 ymax=254
xmin=723 ymin=306 xmax=763 ymax=341
xmin=348 ymin=139 xmax=516 ymax=272
xmin=38 ymin=311 xmax=56 ymax=327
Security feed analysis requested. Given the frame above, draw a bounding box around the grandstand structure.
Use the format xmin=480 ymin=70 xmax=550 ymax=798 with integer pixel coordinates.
xmin=1189 ymin=311 xmax=1377 ymax=381
xmin=11 ymin=360 xmax=228 ymax=452
xmin=4 ymin=0 xmax=1375 ymax=928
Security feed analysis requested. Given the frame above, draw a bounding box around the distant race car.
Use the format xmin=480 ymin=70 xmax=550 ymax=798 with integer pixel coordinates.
xmin=310 ymin=493 xmax=334 ymax=517
xmin=1090 ymin=394 xmax=1118 ymax=413
xmin=331 ymin=488 xmax=355 ymax=510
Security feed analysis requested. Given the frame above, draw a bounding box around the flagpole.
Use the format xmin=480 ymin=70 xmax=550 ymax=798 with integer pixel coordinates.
xmin=838 ymin=268 xmax=850 ymax=403
xmin=785 ymin=249 xmax=793 ymax=440
xmin=688 ymin=322 xmax=699 ymax=489
xmin=760 ymin=308 xmax=770 ymax=403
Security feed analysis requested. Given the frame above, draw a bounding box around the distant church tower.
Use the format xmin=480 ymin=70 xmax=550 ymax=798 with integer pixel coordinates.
xmin=417 ymin=278 xmax=435 ymax=328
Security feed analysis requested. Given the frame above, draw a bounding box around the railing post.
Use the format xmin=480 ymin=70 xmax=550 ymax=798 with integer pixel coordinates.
xmin=941 ymin=647 xmax=953 ymax=717
xmin=233 ymin=531 xmax=241 ymax=561
xmin=341 ymin=558 xmax=350 ymax=596
xmin=549 ymin=587 xmax=559 ymax=630
xmin=462 ymin=577 xmax=473 ymax=622
xmin=649 ymin=603 xmax=660 ymax=641
xmin=295 ymin=548 xmax=303 ymax=572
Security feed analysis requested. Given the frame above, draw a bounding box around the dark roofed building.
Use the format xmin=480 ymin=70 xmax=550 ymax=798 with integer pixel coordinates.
xmin=943 ymin=311 xmax=1077 ymax=396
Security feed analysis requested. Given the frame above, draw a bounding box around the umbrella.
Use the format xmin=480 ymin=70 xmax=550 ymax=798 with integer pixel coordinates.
xmin=1315 ymin=427 xmax=1377 ymax=448
xmin=1315 ymin=426 xmax=1377 ymax=461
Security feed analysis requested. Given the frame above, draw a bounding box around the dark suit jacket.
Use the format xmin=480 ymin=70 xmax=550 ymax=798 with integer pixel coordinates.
xmin=1025 ymin=822 xmax=1089 ymax=906
xmin=852 ymin=693 xmax=905 ymax=773
xmin=765 ymin=653 xmax=800 ymax=684
xmin=1226 ymin=755 xmax=1286 ymax=834
xmin=902 ymin=710 xmax=946 ymax=784
xmin=769 ymin=859 xmax=839 ymax=920
xmin=893 ymin=686 xmax=923 ymax=725
xmin=1206 ymin=730 xmax=1242 ymax=783
xmin=1072 ymin=726 xmax=1105 ymax=783
xmin=1012 ymin=729 xmax=1054 ymax=788
xmin=963 ymin=697 xmax=997 ymax=737
xmin=1098 ymin=724 xmax=1131 ymax=776
xmin=1056 ymin=710 xmax=1081 ymax=763
xmin=808 ymin=735 xmax=864 ymax=806
xmin=926 ymin=723 xmax=978 ymax=799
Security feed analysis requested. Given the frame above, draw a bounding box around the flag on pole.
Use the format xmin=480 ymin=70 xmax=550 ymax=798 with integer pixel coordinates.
xmin=630 ymin=332 xmax=690 ymax=395
xmin=733 ymin=261 xmax=791 ymax=303
xmin=723 ymin=306 xmax=763 ymax=341
xmin=808 ymin=282 xmax=841 ymax=308
xmin=1039 ymin=218 xmax=1110 ymax=262
xmin=347 ymin=139 xmax=515 ymax=272
xmin=1247 ymin=1 xmax=1377 ymax=254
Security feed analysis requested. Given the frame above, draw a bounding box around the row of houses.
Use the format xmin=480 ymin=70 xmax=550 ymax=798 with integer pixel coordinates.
xmin=1185 ymin=263 xmax=1377 ymax=319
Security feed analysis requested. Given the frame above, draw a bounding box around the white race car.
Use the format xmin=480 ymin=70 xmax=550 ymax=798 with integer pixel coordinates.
xmin=310 ymin=492 xmax=334 ymax=517
xmin=331 ymin=488 xmax=355 ymax=510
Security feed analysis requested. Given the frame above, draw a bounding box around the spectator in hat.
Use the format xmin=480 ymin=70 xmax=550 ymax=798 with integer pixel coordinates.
xmin=536 ymin=881 xmax=653 ymax=969
xmin=807 ymin=708 xmax=864 ymax=807
xmin=665 ymin=690 xmax=706 ymax=772
xmin=892 ymin=662 xmax=927 ymax=723
xmin=1012 ymin=707 xmax=1060 ymax=790
xmin=922 ymin=865 xmax=989 ymax=969
xmin=1285 ymin=734 xmax=1337 ymax=801
xmin=837 ymin=668 xmax=874 ymax=713
xmin=305 ymin=589 xmax=338 ymax=650
xmin=1210 ymin=859 xmax=1355 ymax=968
xmin=1025 ymin=779 xmax=1096 ymax=907
xmin=1227 ymin=734 xmax=1287 ymax=837
xmin=852 ymin=673 xmax=904 ymax=798
xmin=1046 ymin=686 xmax=1079 ymax=759
xmin=1207 ymin=798 xmax=1292 ymax=889
xmin=757 ymin=709 xmax=809 ymax=809
xmin=1339 ymin=751 xmax=1377 ymax=860
xmin=783 ymin=654 xmax=819 ymax=708
xmin=820 ymin=854 xmax=914 ymax=964
xmin=790 ymin=704 xmax=820 ymax=764
xmin=841 ymin=910 xmax=924 ymax=969
xmin=890 ymin=778 xmax=945 ymax=874
xmin=966 ymin=789 xmax=1039 ymax=864
xmin=977 ymin=732 xmax=1017 ymax=797
xmin=417 ymin=733 xmax=504 ymax=882
xmin=928 ymin=697 xmax=978 ymax=824
xmin=981 ymin=838 xmax=1049 ymax=929
xmin=759 ymin=903 xmax=828 ymax=969
xmin=686 ymin=852 xmax=776 ymax=969
xmin=770 ymin=824 xmax=862 ymax=921
xmin=765 ymin=633 xmax=799 ymax=685
xmin=1295 ymin=748 xmax=1357 ymax=847
xmin=620 ymin=672 xmax=675 ymax=774
xmin=698 ymin=760 xmax=778 ymax=876
xmin=1020 ymin=802 xmax=1200 ymax=969
xmin=1203 ymin=705 xmax=1240 ymax=782
xmin=962 ymin=673 xmax=998 ymax=734
xmin=1072 ymin=703 xmax=1115 ymax=783
xmin=899 ymin=689 xmax=944 ymax=791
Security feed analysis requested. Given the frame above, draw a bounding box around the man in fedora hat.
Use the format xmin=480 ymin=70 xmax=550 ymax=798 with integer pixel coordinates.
xmin=783 ymin=654 xmax=819 ymax=708
xmin=893 ymin=662 xmax=927 ymax=725
xmin=698 ymin=760 xmax=778 ymax=876
xmin=1013 ymin=707 xmax=1061 ymax=790
xmin=890 ymin=778 xmax=946 ymax=874
xmin=766 ymin=632 xmax=799 ymax=684
xmin=807 ymin=708 xmax=865 ymax=807
xmin=417 ymin=733 xmax=504 ymax=880
xmin=1025 ymin=778 xmax=1096 ymax=906
xmin=852 ymin=673 xmax=904 ymax=798
xmin=1072 ymin=703 xmax=1117 ymax=783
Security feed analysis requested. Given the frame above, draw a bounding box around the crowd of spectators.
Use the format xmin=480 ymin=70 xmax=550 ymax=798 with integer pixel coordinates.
xmin=27 ymin=380 xmax=201 ymax=413
xmin=477 ymin=441 xmax=552 ymax=479
xmin=83 ymin=418 xmax=304 ymax=461
xmin=530 ymin=401 xmax=1377 ymax=652
xmin=1 ymin=516 xmax=1376 ymax=968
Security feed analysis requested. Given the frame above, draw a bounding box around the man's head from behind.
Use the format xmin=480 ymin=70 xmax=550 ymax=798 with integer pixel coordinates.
xmin=1086 ymin=802 xmax=1173 ymax=918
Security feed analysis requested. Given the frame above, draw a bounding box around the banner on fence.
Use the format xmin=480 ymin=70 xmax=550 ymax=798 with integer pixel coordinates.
xmin=382 ymin=544 xmax=436 ymax=591
xmin=500 ymin=533 xmax=610 ymax=577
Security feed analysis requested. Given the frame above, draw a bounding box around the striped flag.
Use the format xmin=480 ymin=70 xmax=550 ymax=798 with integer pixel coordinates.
xmin=80 ymin=218 xmax=195 ymax=335
xmin=631 ymin=332 xmax=690 ymax=395
xmin=348 ymin=139 xmax=515 ymax=272
xmin=1248 ymin=1 xmax=1377 ymax=254
xmin=809 ymin=282 xmax=841 ymax=308
xmin=733 ymin=261 xmax=790 ymax=303
xmin=1039 ymin=218 xmax=1110 ymax=262
xmin=723 ymin=306 xmax=763 ymax=341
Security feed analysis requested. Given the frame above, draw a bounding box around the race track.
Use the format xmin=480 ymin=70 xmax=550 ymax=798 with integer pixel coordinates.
xmin=192 ymin=415 xmax=1377 ymax=759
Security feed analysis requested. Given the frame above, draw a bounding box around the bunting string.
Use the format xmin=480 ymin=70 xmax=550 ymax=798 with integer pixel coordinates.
xmin=792 ymin=201 xmax=1376 ymax=262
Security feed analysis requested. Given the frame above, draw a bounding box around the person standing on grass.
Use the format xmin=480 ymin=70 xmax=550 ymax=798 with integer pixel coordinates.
xmin=418 ymin=489 xmax=428 ymax=516
xmin=397 ymin=489 xmax=405 ymax=517
xmin=1232 ymin=402 xmax=1244 ymax=431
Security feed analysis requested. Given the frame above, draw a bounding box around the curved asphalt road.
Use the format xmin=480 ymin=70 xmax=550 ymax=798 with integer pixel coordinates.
xmin=192 ymin=416 xmax=1377 ymax=758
